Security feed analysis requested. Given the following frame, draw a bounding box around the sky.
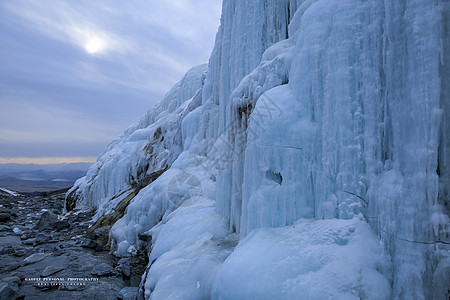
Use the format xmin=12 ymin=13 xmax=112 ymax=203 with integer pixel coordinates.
xmin=0 ymin=0 xmax=222 ymax=164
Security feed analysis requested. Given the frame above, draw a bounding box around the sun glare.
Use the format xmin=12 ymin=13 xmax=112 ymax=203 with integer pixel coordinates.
xmin=85 ymin=37 xmax=104 ymax=54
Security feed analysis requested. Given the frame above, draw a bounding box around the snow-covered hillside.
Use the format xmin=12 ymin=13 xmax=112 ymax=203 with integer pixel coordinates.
xmin=67 ymin=0 xmax=449 ymax=299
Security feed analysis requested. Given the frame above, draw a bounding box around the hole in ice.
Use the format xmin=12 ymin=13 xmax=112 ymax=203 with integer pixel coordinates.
xmin=265 ymin=170 xmax=283 ymax=185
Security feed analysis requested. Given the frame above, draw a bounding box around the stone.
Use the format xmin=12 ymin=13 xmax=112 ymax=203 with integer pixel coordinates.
xmin=121 ymin=262 xmax=131 ymax=278
xmin=0 ymin=282 xmax=18 ymax=299
xmin=7 ymin=262 xmax=23 ymax=272
xmin=117 ymin=257 xmax=129 ymax=265
xmin=95 ymin=244 xmax=105 ymax=252
xmin=16 ymin=284 xmax=34 ymax=300
xmin=33 ymin=211 xmax=58 ymax=231
xmin=91 ymin=263 xmax=113 ymax=277
xmin=0 ymin=225 xmax=10 ymax=231
xmin=41 ymin=265 xmax=64 ymax=277
xmin=12 ymin=227 xmax=23 ymax=235
xmin=0 ymin=245 xmax=13 ymax=254
xmin=23 ymin=253 xmax=48 ymax=265
xmin=138 ymin=232 xmax=152 ymax=242
xmin=34 ymin=232 xmax=50 ymax=244
xmin=117 ymin=287 xmax=139 ymax=300
xmin=2 ymin=276 xmax=20 ymax=285
xmin=22 ymin=239 xmax=34 ymax=245
xmin=81 ymin=238 xmax=97 ymax=248
xmin=13 ymin=249 xmax=28 ymax=257
xmin=0 ymin=212 xmax=11 ymax=222
xmin=54 ymin=220 xmax=70 ymax=230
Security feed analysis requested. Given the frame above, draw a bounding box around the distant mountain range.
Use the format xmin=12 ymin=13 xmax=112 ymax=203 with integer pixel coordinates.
xmin=0 ymin=163 xmax=91 ymax=193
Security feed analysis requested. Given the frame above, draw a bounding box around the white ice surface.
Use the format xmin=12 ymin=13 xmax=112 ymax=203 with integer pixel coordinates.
xmin=212 ymin=217 xmax=391 ymax=300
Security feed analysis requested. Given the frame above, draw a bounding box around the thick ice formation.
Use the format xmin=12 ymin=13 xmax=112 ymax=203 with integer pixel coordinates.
xmin=67 ymin=0 xmax=449 ymax=299
xmin=212 ymin=217 xmax=391 ymax=300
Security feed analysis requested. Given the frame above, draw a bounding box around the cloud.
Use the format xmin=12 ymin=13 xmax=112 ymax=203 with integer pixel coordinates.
xmin=0 ymin=0 xmax=222 ymax=162
xmin=0 ymin=157 xmax=97 ymax=164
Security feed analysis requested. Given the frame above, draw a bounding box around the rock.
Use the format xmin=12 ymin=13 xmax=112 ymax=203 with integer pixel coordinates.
xmin=117 ymin=287 xmax=139 ymax=300
xmin=41 ymin=265 xmax=64 ymax=277
xmin=33 ymin=211 xmax=58 ymax=231
xmin=54 ymin=220 xmax=70 ymax=230
xmin=50 ymin=232 xmax=60 ymax=240
xmin=81 ymin=238 xmax=97 ymax=248
xmin=0 ymin=212 xmax=11 ymax=222
xmin=34 ymin=232 xmax=50 ymax=244
xmin=23 ymin=253 xmax=47 ymax=265
xmin=12 ymin=227 xmax=23 ymax=235
xmin=95 ymin=244 xmax=105 ymax=252
xmin=43 ymin=244 xmax=56 ymax=252
xmin=121 ymin=262 xmax=131 ymax=278
xmin=2 ymin=276 xmax=21 ymax=285
xmin=14 ymin=272 xmax=26 ymax=282
xmin=0 ymin=225 xmax=10 ymax=231
xmin=16 ymin=285 xmax=34 ymax=300
xmin=91 ymin=263 xmax=113 ymax=277
xmin=13 ymin=249 xmax=28 ymax=257
xmin=0 ymin=245 xmax=13 ymax=254
xmin=117 ymin=257 xmax=129 ymax=265
xmin=22 ymin=239 xmax=34 ymax=245
xmin=7 ymin=262 xmax=24 ymax=272
xmin=138 ymin=232 xmax=152 ymax=242
xmin=0 ymin=282 xmax=18 ymax=299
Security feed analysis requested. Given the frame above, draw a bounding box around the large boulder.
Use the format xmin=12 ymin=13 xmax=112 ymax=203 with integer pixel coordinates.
xmin=33 ymin=210 xmax=58 ymax=231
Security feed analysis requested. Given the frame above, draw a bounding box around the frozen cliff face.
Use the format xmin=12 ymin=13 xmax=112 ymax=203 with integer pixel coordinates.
xmin=67 ymin=0 xmax=449 ymax=299
xmin=65 ymin=63 xmax=207 ymax=218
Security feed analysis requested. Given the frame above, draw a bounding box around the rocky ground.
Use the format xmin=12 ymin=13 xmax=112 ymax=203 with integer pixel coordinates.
xmin=0 ymin=193 xmax=147 ymax=300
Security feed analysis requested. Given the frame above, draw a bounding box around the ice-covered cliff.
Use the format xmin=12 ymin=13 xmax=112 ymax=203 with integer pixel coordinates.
xmin=66 ymin=0 xmax=449 ymax=299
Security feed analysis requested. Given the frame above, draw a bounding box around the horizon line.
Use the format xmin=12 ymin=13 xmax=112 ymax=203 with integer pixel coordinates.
xmin=0 ymin=156 xmax=98 ymax=165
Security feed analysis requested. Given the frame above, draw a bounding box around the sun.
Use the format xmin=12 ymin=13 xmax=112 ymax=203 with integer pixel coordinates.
xmin=84 ymin=37 xmax=104 ymax=54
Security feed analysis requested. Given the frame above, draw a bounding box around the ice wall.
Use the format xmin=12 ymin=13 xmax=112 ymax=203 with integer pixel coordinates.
xmin=66 ymin=0 xmax=449 ymax=299
xmin=65 ymin=64 xmax=207 ymax=215
xmin=214 ymin=0 xmax=449 ymax=298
